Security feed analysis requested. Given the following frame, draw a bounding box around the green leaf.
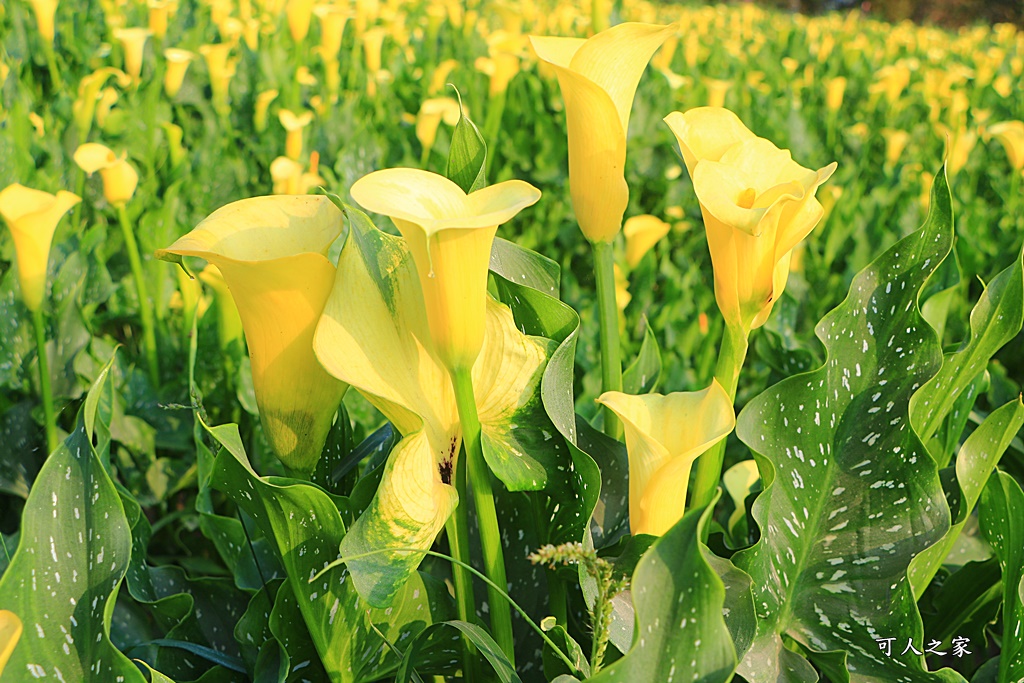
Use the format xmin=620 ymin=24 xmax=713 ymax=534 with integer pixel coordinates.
xmin=733 ymin=169 xmax=967 ymax=682
xmin=588 ymin=492 xmax=737 ymax=683
xmin=622 ymin=321 xmax=662 ymax=395
xmin=910 ymin=245 xmax=1024 ymax=462
xmin=979 ymin=471 xmax=1024 ymax=682
xmin=489 ymin=236 xmax=560 ymax=295
xmin=909 ymin=397 xmax=1024 ymax=597
xmin=0 ymin=355 xmax=146 ymax=682
xmin=395 ymin=620 xmax=520 ymax=683
xmin=207 ymin=422 xmax=456 ymax=683
xmin=444 ymin=89 xmax=487 ymax=193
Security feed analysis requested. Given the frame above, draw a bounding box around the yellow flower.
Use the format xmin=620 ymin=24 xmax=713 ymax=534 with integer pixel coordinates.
xmin=73 ymin=143 xmax=139 ymax=206
xmin=415 ymin=97 xmax=461 ymax=155
xmin=937 ymin=123 xmax=977 ymax=178
xmin=723 ymin=459 xmax=759 ymax=533
xmin=704 ymin=78 xmax=732 ymax=108
xmin=286 ymin=0 xmax=315 ymax=43
xmin=0 ymin=610 xmax=22 ymax=677
xmin=114 ymin=27 xmax=153 ymax=82
xmin=475 ymin=53 xmax=519 ymax=97
xmin=269 ymin=153 xmax=324 ymax=194
xmin=163 ymin=48 xmax=195 ymax=98
xmin=596 ymin=381 xmax=735 ymax=536
xmin=665 ymin=107 xmax=836 ymax=333
xmin=623 ymin=214 xmax=670 ymax=268
xmin=428 ymin=58 xmax=459 ymax=95
xmin=156 ymin=196 xmax=348 ymax=472
xmin=988 ymin=121 xmax=1024 ymax=172
xmin=993 ymin=74 xmax=1012 ymax=99
xmin=882 ymin=128 xmax=910 ymax=168
xmin=313 ymin=4 xmax=348 ymax=60
xmin=199 ymin=43 xmax=236 ymax=114
xmin=72 ymin=67 xmax=129 ymax=139
xmin=278 ymin=108 xmax=314 ymax=160
xmin=28 ymin=112 xmax=45 ymax=137
xmin=530 ymin=22 xmax=676 ymax=243
xmin=147 ymin=0 xmax=175 ymax=40
xmin=350 ymin=168 xmax=540 ymax=373
xmin=254 ymin=88 xmax=279 ymax=132
xmin=0 ymin=184 xmax=81 ymax=312
xmin=29 ymin=0 xmax=58 ymax=44
xmin=824 ymin=76 xmax=846 ymax=112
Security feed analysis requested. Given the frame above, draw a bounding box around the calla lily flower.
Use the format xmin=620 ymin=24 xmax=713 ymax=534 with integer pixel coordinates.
xmin=29 ymin=0 xmax=58 ymax=44
xmin=278 ymin=109 xmax=314 ymax=160
xmin=0 ymin=184 xmax=81 ymax=312
xmin=0 ymin=610 xmax=22 ymax=677
xmin=623 ymin=214 xmax=670 ymax=268
xmin=314 ymin=205 xmax=557 ymax=605
xmin=362 ymin=27 xmax=387 ymax=96
xmin=665 ymin=107 xmax=836 ymax=333
xmin=882 ymin=128 xmax=910 ymax=168
xmin=72 ymin=67 xmax=129 ymax=139
xmin=530 ymin=22 xmax=676 ymax=243
xmin=156 ymin=195 xmax=348 ymax=472
xmin=704 ymin=78 xmax=732 ymax=108
xmin=349 ymin=168 xmax=540 ymax=373
xmin=723 ymin=459 xmax=760 ymax=533
xmin=596 ymin=381 xmax=735 ymax=536
xmin=148 ymin=0 xmax=175 ymax=39
xmin=313 ymin=4 xmax=349 ymax=60
xmin=163 ymin=48 xmax=196 ymax=98
xmin=415 ymin=97 xmax=461 ymax=155
xmin=114 ymin=28 xmax=152 ymax=82
xmin=286 ymin=0 xmax=315 ymax=43
xmin=269 ymin=153 xmax=324 ymax=194
xmin=824 ymin=76 xmax=846 ymax=112
xmin=254 ymin=89 xmax=279 ymax=132
xmin=199 ymin=43 xmax=236 ymax=114
xmin=988 ymin=121 xmax=1024 ymax=173
xmin=74 ymin=143 xmax=139 ymax=206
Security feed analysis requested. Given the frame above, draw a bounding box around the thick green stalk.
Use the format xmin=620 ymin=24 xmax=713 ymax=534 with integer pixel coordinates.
xmin=689 ymin=323 xmax=749 ymax=511
xmin=32 ymin=307 xmax=57 ymax=454
xmin=116 ymin=204 xmax=159 ymax=386
xmin=444 ymin=458 xmax=479 ymax=681
xmin=43 ymin=44 xmax=64 ymax=91
xmin=450 ymin=367 xmax=515 ymax=665
xmin=592 ymin=240 xmax=623 ymax=440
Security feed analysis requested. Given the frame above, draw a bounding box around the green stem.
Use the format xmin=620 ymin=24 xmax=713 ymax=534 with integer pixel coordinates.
xmin=43 ymin=43 xmax=63 ymax=91
xmin=71 ymin=170 xmax=86 ymax=233
xmin=32 ymin=306 xmax=57 ymax=454
xmin=1008 ymin=170 xmax=1021 ymax=232
xmin=444 ymin=452 xmax=480 ymax=681
xmin=483 ymin=89 xmax=507 ymax=177
xmin=450 ymin=367 xmax=515 ymax=665
xmin=117 ymin=204 xmax=159 ymax=386
xmin=592 ymin=240 xmax=623 ymax=440
xmin=689 ymin=323 xmax=749 ymax=511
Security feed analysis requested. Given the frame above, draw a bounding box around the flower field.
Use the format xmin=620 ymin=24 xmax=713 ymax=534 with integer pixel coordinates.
xmin=1 ymin=0 xmax=1024 ymax=680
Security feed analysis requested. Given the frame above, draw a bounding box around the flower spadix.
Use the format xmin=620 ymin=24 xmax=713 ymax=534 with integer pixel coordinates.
xmin=665 ymin=107 xmax=836 ymax=333
xmin=314 ymin=206 xmax=558 ymax=606
xmin=156 ymin=195 xmax=347 ymax=472
xmin=530 ymin=22 xmax=676 ymax=242
xmin=349 ymin=168 xmax=540 ymax=374
xmin=0 ymin=185 xmax=81 ymax=312
xmin=596 ymin=381 xmax=735 ymax=536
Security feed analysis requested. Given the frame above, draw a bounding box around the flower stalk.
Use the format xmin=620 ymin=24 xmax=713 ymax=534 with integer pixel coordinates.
xmin=450 ymin=366 xmax=515 ymax=665
xmin=117 ymin=204 xmax=159 ymax=385
xmin=593 ymin=240 xmax=623 ymax=439
xmin=31 ymin=307 xmax=57 ymax=453
xmin=443 ymin=457 xmax=479 ymax=681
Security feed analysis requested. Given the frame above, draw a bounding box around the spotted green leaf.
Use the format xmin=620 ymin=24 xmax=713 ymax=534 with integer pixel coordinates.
xmin=979 ymin=470 xmax=1024 ymax=682
xmin=733 ymin=170 xmax=967 ymax=682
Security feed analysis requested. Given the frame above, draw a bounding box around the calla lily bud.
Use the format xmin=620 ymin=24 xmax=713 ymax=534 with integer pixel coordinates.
xmin=0 ymin=184 xmax=81 ymax=312
xmin=988 ymin=121 xmax=1024 ymax=173
xmin=278 ymin=109 xmax=314 ymax=160
xmin=0 ymin=610 xmax=22 ymax=677
xmin=29 ymin=0 xmax=58 ymax=44
xmin=163 ymin=48 xmax=195 ymax=98
xmin=623 ymin=214 xmax=670 ymax=268
xmin=530 ymin=22 xmax=676 ymax=243
xmin=350 ymin=168 xmax=540 ymax=373
xmin=254 ymin=89 xmax=279 ymax=132
xmin=114 ymin=27 xmax=152 ymax=82
xmin=665 ymin=107 xmax=836 ymax=333
xmin=596 ymin=381 xmax=735 ymax=536
xmin=160 ymin=121 xmax=186 ymax=171
xmin=74 ymin=143 xmax=139 ymax=206
xmin=156 ymin=195 xmax=348 ymax=472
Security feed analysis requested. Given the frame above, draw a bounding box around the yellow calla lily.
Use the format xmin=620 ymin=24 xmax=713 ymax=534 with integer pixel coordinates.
xmin=428 ymin=58 xmax=459 ymax=95
xmin=824 ymin=76 xmax=846 ymax=112
xmin=199 ymin=43 xmax=236 ymax=114
xmin=278 ymin=109 xmax=314 ymax=160
xmin=148 ymin=0 xmax=175 ymax=40
xmin=415 ymin=97 xmax=461 ymax=155
xmin=0 ymin=610 xmax=22 ymax=676
xmin=269 ymin=153 xmax=324 ymax=194
xmin=73 ymin=143 xmax=139 ymax=206
xmin=0 ymin=184 xmax=81 ymax=312
xmin=595 ymin=381 xmax=735 ymax=536
xmin=254 ymin=89 xmax=279 ymax=132
xmin=723 ymin=459 xmax=760 ymax=534
xmin=882 ymin=128 xmax=910 ymax=168
xmin=704 ymin=78 xmax=732 ymax=108
xmin=349 ymin=168 xmax=540 ymax=373
xmin=29 ymin=0 xmax=58 ymax=44
xmin=114 ymin=28 xmax=153 ymax=82
xmin=72 ymin=67 xmax=129 ymax=139
xmin=529 ymin=22 xmax=676 ymax=243
xmin=163 ymin=48 xmax=196 ymax=98
xmin=362 ymin=27 xmax=387 ymax=96
xmin=665 ymin=107 xmax=836 ymax=333
xmin=313 ymin=4 xmax=348 ymax=60
xmin=988 ymin=121 xmax=1024 ymax=172
xmin=314 ymin=205 xmax=556 ymax=605
xmin=156 ymin=195 xmax=348 ymax=472
xmin=623 ymin=214 xmax=670 ymax=268
xmin=286 ymin=0 xmax=315 ymax=42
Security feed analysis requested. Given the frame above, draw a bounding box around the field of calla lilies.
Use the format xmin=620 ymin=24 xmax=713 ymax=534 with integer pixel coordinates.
xmin=2 ymin=0 xmax=1024 ymax=680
